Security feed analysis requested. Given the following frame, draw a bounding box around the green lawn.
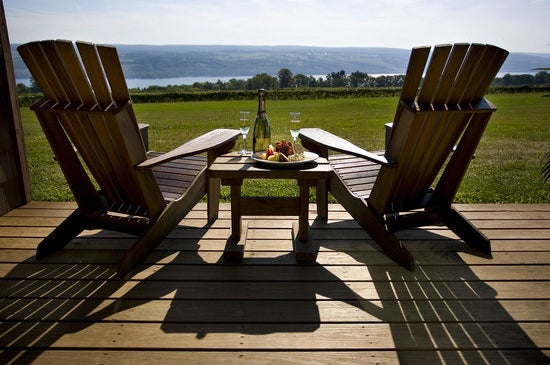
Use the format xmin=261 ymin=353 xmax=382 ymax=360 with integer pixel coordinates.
xmin=21 ymin=93 xmax=550 ymax=203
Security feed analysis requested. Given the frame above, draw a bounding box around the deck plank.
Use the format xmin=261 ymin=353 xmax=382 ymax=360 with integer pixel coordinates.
xmin=3 ymin=322 xmax=548 ymax=349
xmin=0 ymin=203 xmax=549 ymax=364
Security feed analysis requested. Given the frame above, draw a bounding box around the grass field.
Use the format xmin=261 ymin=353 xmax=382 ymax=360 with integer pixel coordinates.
xmin=21 ymin=92 xmax=550 ymax=203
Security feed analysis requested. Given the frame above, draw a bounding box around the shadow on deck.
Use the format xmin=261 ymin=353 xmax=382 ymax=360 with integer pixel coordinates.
xmin=0 ymin=202 xmax=549 ymax=364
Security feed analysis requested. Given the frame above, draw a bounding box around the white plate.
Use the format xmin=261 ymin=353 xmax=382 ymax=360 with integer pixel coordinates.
xmin=251 ymin=151 xmax=319 ymax=167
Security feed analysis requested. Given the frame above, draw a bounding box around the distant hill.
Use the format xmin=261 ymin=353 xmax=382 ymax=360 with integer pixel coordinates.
xmin=10 ymin=44 xmax=550 ymax=80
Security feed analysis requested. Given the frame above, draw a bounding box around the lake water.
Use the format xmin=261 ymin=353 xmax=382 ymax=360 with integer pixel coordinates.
xmin=125 ymin=72 xmax=536 ymax=88
xmin=15 ymin=74 xmax=399 ymax=88
xmin=16 ymin=72 xmax=533 ymax=89
xmin=18 ymin=75 xmax=311 ymax=88
xmin=125 ymin=76 xmax=256 ymax=88
xmin=15 ymin=75 xmax=255 ymax=88
xmin=125 ymin=75 xmax=338 ymax=88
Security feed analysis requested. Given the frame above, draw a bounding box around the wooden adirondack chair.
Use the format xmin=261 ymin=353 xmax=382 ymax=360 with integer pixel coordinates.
xmin=18 ymin=40 xmax=240 ymax=277
xmin=300 ymin=43 xmax=508 ymax=271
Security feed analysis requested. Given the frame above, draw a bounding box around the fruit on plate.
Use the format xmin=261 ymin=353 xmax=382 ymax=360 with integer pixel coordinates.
xmin=275 ymin=140 xmax=294 ymax=157
xmin=265 ymin=145 xmax=274 ymax=159
xmin=261 ymin=140 xmax=303 ymax=162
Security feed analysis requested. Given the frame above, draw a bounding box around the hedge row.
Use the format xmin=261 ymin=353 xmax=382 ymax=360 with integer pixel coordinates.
xmin=17 ymin=85 xmax=550 ymax=107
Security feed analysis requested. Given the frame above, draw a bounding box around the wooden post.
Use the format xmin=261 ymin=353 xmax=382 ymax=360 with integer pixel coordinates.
xmin=0 ymin=0 xmax=32 ymax=214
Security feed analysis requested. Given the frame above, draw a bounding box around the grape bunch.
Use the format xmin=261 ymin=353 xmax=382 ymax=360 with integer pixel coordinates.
xmin=275 ymin=140 xmax=294 ymax=157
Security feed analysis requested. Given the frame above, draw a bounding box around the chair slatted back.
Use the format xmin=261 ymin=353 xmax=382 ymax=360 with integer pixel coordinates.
xmin=18 ymin=40 xmax=165 ymax=219
xmin=371 ymin=44 xmax=508 ymax=214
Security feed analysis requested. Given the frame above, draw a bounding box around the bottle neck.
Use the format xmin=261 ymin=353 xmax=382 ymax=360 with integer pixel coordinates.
xmin=258 ymin=100 xmax=266 ymax=115
xmin=257 ymin=89 xmax=266 ymax=115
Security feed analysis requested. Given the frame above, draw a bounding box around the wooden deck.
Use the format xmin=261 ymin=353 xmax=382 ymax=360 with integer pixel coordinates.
xmin=0 ymin=202 xmax=549 ymax=364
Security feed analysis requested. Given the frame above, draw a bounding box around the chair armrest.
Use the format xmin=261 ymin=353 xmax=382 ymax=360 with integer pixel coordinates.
xmin=137 ymin=128 xmax=240 ymax=169
xmin=138 ymin=123 xmax=150 ymax=150
xmin=299 ymin=128 xmax=391 ymax=166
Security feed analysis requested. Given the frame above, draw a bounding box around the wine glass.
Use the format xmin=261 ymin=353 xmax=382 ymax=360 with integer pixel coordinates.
xmin=239 ymin=111 xmax=250 ymax=155
xmin=289 ymin=112 xmax=301 ymax=143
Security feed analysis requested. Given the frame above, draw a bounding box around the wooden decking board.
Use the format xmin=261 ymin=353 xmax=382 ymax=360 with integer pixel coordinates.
xmin=5 ymin=350 xmax=550 ymax=365
xmin=1 ymin=322 xmax=548 ymax=352
xmin=0 ymin=203 xmax=549 ymax=364
xmin=3 ymin=249 xmax=550 ymax=267
xmin=3 ymin=237 xmax=550 ymax=253
xmin=1 ymin=263 xmax=550 ymax=282
xmin=1 ymin=281 xmax=549 ymax=302
xmin=2 ymin=298 xmax=549 ymax=322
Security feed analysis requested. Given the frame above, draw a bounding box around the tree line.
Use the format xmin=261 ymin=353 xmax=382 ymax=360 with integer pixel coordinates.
xmin=131 ymin=69 xmax=409 ymax=92
xmin=138 ymin=68 xmax=549 ymax=92
xmin=15 ymin=68 xmax=550 ymax=95
xmin=492 ymin=70 xmax=550 ymax=86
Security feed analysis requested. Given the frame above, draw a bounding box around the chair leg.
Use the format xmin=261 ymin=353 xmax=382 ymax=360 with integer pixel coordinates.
xmin=444 ymin=207 xmax=491 ymax=255
xmin=117 ymin=224 xmax=166 ymax=279
xmin=117 ymin=188 xmax=204 ymax=278
xmin=207 ymin=177 xmax=221 ymax=223
xmin=358 ymin=206 xmax=415 ymax=271
xmin=338 ymin=193 xmax=415 ymax=270
xmin=36 ymin=210 xmax=87 ymax=259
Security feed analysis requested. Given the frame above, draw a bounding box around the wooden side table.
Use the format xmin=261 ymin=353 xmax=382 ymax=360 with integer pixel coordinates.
xmin=208 ymin=153 xmax=332 ymax=263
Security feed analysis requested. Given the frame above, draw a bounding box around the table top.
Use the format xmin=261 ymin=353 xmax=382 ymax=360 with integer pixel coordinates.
xmin=209 ymin=152 xmax=332 ymax=180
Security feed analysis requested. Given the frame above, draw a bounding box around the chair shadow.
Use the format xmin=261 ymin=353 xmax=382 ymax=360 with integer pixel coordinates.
xmin=160 ymin=253 xmax=323 ymax=338
xmin=3 ymin=217 xmax=548 ymax=364
xmin=0 ymin=223 xmax=369 ymax=363
xmin=314 ymin=218 xmax=549 ymax=364
xmin=0 ymin=225 xmax=207 ymax=364
xmin=0 ymin=257 xmax=123 ymax=364
xmin=93 ymin=251 xmax=372 ymax=339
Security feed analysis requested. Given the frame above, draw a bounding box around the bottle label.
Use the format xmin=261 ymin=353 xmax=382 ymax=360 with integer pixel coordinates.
xmin=254 ymin=137 xmax=270 ymax=153
xmin=252 ymin=89 xmax=271 ymax=154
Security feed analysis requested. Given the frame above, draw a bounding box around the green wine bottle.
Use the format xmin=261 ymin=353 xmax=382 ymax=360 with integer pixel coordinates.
xmin=252 ymin=89 xmax=271 ymax=154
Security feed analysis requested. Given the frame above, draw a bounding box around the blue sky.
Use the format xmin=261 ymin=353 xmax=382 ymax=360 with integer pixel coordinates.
xmin=4 ymin=0 xmax=550 ymax=53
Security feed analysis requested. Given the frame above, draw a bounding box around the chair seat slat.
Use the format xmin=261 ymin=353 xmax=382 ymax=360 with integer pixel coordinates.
xmin=431 ymin=44 xmax=470 ymax=106
xmin=95 ymin=43 xmax=132 ymax=103
xmin=55 ymin=40 xmax=97 ymax=105
xmin=76 ymin=42 xmax=113 ymax=107
xmin=417 ymin=44 xmax=452 ymax=105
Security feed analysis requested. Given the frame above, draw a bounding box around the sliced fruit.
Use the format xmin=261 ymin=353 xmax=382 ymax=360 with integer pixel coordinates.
xmin=268 ymin=152 xmax=279 ymax=161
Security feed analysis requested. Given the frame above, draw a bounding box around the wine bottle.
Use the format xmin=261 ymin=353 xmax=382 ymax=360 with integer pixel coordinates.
xmin=252 ymin=89 xmax=271 ymax=154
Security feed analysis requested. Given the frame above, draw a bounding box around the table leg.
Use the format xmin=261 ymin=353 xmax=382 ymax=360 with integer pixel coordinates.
xmin=294 ymin=180 xmax=319 ymax=264
xmin=316 ymin=178 xmax=328 ymax=220
xmin=298 ymin=183 xmax=310 ymax=241
xmin=292 ymin=220 xmax=319 ymax=264
xmin=230 ymin=183 xmax=242 ymax=243
xmin=224 ymin=180 xmax=245 ymax=262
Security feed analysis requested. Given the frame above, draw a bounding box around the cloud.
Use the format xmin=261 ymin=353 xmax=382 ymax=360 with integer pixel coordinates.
xmin=4 ymin=0 xmax=550 ymax=52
